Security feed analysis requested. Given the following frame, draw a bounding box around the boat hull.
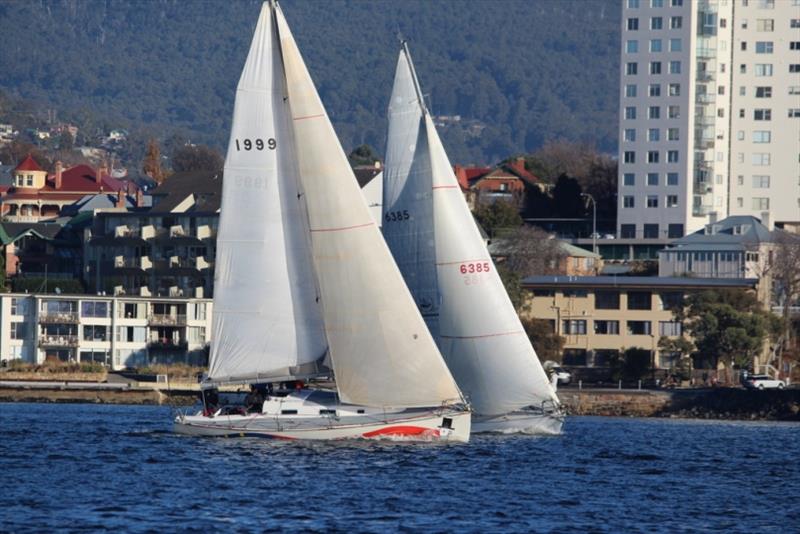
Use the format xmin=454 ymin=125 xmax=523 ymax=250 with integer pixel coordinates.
xmin=472 ymin=410 xmax=564 ymax=435
xmin=174 ymin=407 xmax=471 ymax=443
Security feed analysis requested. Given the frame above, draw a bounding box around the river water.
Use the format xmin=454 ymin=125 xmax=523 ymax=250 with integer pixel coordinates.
xmin=1 ymin=403 xmax=797 ymax=532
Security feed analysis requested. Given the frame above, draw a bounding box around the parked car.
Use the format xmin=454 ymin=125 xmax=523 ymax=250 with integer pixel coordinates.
xmin=743 ymin=374 xmax=785 ymax=390
xmin=542 ymin=361 xmax=572 ymax=385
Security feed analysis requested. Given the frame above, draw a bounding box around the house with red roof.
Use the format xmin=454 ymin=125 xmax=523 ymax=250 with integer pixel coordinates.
xmin=0 ymin=155 xmax=133 ymax=222
xmin=453 ymin=157 xmax=540 ymax=208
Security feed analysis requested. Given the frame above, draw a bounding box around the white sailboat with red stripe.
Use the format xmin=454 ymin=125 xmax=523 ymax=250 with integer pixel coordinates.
xmin=382 ymin=43 xmax=563 ymax=435
xmin=174 ymin=2 xmax=470 ymax=442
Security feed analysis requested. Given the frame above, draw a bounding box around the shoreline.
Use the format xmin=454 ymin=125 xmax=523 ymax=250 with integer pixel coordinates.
xmin=1 ymin=381 xmax=799 ymax=422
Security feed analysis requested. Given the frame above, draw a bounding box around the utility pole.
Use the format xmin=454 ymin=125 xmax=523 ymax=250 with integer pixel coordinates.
xmin=581 ymin=192 xmax=597 ymax=254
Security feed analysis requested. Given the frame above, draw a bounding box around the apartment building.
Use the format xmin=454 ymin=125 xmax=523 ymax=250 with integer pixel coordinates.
xmin=0 ymin=293 xmax=212 ymax=370
xmin=618 ymin=0 xmax=800 ymax=240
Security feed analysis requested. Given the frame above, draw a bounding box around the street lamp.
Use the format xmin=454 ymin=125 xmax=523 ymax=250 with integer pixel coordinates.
xmin=581 ymin=192 xmax=597 ymax=255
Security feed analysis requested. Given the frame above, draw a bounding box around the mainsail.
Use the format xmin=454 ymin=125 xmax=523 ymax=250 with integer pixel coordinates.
xmin=211 ymin=2 xmax=463 ymax=409
xmin=383 ymin=45 xmax=559 ymax=415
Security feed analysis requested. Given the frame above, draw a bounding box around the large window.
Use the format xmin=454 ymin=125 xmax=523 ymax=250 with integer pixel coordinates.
xmin=563 ymin=349 xmax=587 ymax=366
xmin=10 ymin=321 xmax=27 ymax=340
xmin=660 ymin=292 xmax=684 ymax=310
xmin=564 ymin=289 xmax=588 ymax=298
xmin=659 ymin=321 xmax=682 ymax=336
xmin=562 ymin=320 xmax=587 ymax=335
xmin=82 ymin=325 xmax=108 ymax=342
xmin=628 ymin=291 xmax=652 ymax=310
xmin=81 ymin=301 xmax=109 ymax=318
xmin=627 ymin=321 xmax=652 ymax=335
xmin=595 ymin=291 xmax=620 ymax=310
xmin=643 ymin=224 xmax=659 ymax=239
xmin=621 ymin=224 xmax=636 ymax=238
xmin=594 ymin=320 xmax=620 ymax=335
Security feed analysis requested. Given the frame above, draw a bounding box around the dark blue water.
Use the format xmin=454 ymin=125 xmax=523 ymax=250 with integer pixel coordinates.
xmin=1 ymin=403 xmax=798 ymax=533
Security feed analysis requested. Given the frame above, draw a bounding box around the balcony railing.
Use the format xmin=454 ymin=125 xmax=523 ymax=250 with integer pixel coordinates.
xmin=148 ymin=314 xmax=187 ymax=326
xmin=114 ymin=256 xmax=153 ymax=270
xmin=39 ymin=334 xmax=79 ymax=347
xmin=147 ymin=338 xmax=188 ymax=350
xmin=168 ymin=256 xmax=210 ymax=270
xmin=39 ymin=312 xmax=79 ymax=324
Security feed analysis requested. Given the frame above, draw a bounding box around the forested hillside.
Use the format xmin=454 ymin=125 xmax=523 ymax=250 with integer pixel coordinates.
xmin=0 ymin=0 xmax=620 ymax=164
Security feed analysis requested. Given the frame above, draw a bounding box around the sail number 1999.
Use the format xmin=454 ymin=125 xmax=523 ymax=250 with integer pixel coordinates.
xmin=235 ymin=138 xmax=276 ymax=151
xmin=459 ymin=262 xmax=490 ymax=274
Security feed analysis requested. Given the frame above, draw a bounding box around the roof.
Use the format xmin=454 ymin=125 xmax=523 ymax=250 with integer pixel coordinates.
xmin=560 ymin=242 xmax=601 ymax=258
xmin=54 ymin=164 xmax=126 ymax=192
xmin=0 ymin=221 xmax=64 ymax=245
xmin=671 ymin=215 xmax=780 ymax=247
xmin=149 ymin=170 xmax=222 ymax=213
xmin=522 ymin=275 xmax=759 ymax=290
xmin=14 ymin=155 xmax=44 ymax=172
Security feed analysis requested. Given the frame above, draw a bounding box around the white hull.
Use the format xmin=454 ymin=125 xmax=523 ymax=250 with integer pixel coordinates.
xmin=173 ymin=389 xmax=470 ymax=443
xmin=472 ymin=410 xmax=564 ymax=435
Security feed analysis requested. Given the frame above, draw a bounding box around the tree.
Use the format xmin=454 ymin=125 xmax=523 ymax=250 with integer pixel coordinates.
xmin=142 ymin=138 xmax=166 ymax=184
xmin=521 ymin=317 xmax=565 ymax=363
xmin=473 ymin=200 xmax=521 ymax=239
xmin=551 ymin=174 xmax=584 ymax=219
xmin=348 ymin=144 xmax=380 ymax=167
xmin=609 ymin=348 xmax=652 ymax=382
xmin=658 ymin=336 xmax=695 ymax=380
xmin=498 ymin=225 xmax=566 ymax=277
xmin=770 ymin=232 xmax=800 ymax=376
xmin=684 ymin=289 xmax=781 ymax=383
xmin=171 ymin=144 xmax=223 ymax=173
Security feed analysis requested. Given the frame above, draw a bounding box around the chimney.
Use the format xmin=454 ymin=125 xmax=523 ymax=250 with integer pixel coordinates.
xmin=55 ymin=161 xmax=63 ymax=189
xmin=96 ymin=163 xmax=105 ymax=184
xmin=708 ymin=212 xmax=718 ymax=224
xmin=761 ymin=211 xmax=773 ymax=231
xmin=136 ymin=188 xmax=144 ymax=208
xmin=515 ymin=157 xmax=525 ymax=170
xmin=117 ymin=189 xmax=125 ymax=208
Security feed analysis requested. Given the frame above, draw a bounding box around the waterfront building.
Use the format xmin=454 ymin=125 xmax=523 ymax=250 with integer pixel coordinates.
xmin=617 ymin=0 xmax=800 ymax=239
xmin=523 ymin=275 xmax=758 ymax=370
xmin=0 ymin=293 xmax=212 ymax=369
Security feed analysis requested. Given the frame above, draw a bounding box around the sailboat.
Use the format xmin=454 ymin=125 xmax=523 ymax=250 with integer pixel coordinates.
xmin=174 ymin=2 xmax=470 ymax=442
xmin=382 ymin=43 xmax=563 ymax=434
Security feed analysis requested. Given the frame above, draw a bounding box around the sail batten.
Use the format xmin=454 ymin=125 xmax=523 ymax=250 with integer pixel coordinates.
xmin=383 ymin=46 xmax=559 ymax=416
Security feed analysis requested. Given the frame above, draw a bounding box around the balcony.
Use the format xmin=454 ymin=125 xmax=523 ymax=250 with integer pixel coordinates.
xmin=196 ymin=225 xmax=213 ymax=240
xmin=148 ymin=314 xmax=187 ymax=326
xmin=141 ymin=225 xmax=156 ymax=240
xmin=169 ymin=225 xmax=187 ymax=238
xmin=147 ymin=338 xmax=188 ymax=351
xmin=39 ymin=312 xmax=79 ymax=324
xmin=168 ymin=256 xmax=210 ymax=271
xmin=114 ymin=255 xmax=153 ymax=271
xmin=39 ymin=334 xmax=79 ymax=347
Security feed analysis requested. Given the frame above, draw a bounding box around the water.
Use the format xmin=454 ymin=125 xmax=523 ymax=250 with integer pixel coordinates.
xmin=1 ymin=403 xmax=798 ymax=533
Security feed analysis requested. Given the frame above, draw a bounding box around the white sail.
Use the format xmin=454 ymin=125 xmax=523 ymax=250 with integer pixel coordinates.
xmin=209 ymin=3 xmax=327 ymax=384
xmin=274 ymin=5 xmax=463 ymax=408
xmin=383 ymin=47 xmax=559 ymax=415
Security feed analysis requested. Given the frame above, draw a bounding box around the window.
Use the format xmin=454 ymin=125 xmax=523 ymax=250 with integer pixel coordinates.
xmin=667 ymin=150 xmax=679 ymax=163
xmin=737 ymin=197 xmax=744 ymax=208
xmin=81 ymin=301 xmax=109 ymax=318
xmin=647 ymin=172 xmax=659 ymax=186
xmin=666 ymin=195 xmax=678 ymax=207
xmin=755 ymin=86 xmax=772 ymax=98
xmin=790 ymin=65 xmax=800 ymax=73
xmin=669 ymin=38 xmax=681 ymax=52
xmin=595 ymin=291 xmax=621 ymax=310
xmin=623 ymin=196 xmax=635 ymax=208
xmin=717 ymin=108 xmax=725 ymax=118
xmin=753 ymin=131 xmax=771 ymax=143
xmin=791 ymin=42 xmax=800 ymax=50
xmin=737 ymin=130 xmax=745 ymax=140
xmin=739 ymin=109 xmax=746 ymax=118
xmin=741 ymin=18 xmax=748 ymax=29
xmin=648 ymin=106 xmax=660 ymax=119
xmin=752 ymin=153 xmax=771 ymax=166
xmin=623 ymin=173 xmax=635 ymax=186
xmin=668 ymin=83 xmax=680 ymax=96
xmin=643 ymin=224 xmax=659 ymax=238
xmin=660 ymin=292 xmax=683 ymax=310
xmin=625 ymin=84 xmax=637 ymax=97
xmin=668 ymin=128 xmax=679 ymax=141
xmin=740 ymin=64 xmax=747 ymax=74
xmin=756 ymin=19 xmax=774 ymax=31
xmin=624 ymin=129 xmax=636 ymax=142
xmin=668 ymin=105 xmax=680 ymax=119
xmin=10 ymin=322 xmax=27 ymax=340
xmin=650 ymin=39 xmax=662 ymax=53
xmin=621 ymin=224 xmax=636 ymax=238
xmin=563 ymin=349 xmax=587 ymax=366
xmin=667 ymin=224 xmax=683 ymax=238
xmin=752 ymin=197 xmax=770 ymax=210
xmin=648 ymin=151 xmax=659 ymax=163
xmin=752 ymin=175 xmax=770 ymax=188
xmin=789 ymin=109 xmax=800 ymax=118
xmin=754 ymin=109 xmax=771 ymax=120
xmin=594 ymin=320 xmax=620 ymax=335
xmin=718 ymin=85 xmax=725 ymax=96
xmin=755 ymin=64 xmax=773 ymax=76
xmin=625 ymin=106 xmax=637 ymax=120
xmin=626 ymin=62 xmax=638 ymax=75
xmin=756 ymin=0 xmax=774 ymax=7
xmin=562 ymin=320 xmax=587 ymax=335
xmin=627 ymin=0 xmax=639 ymax=7
xmin=627 ymin=17 xmax=639 ymax=31
xmin=83 ymin=325 xmax=108 ymax=342
xmin=792 ymin=19 xmax=800 ymax=28
xmin=670 ymin=16 xmax=682 ymax=29
xmin=669 ymin=61 xmax=681 ymax=74
xmin=667 ymin=173 xmax=678 ymax=186
xmin=627 ymin=321 xmax=652 ymax=335
xmin=651 ymin=0 xmax=663 ymax=7
xmin=624 ymin=151 xmax=636 ymax=164
xmin=647 ymin=195 xmax=658 ymax=208
xmin=650 ymin=61 xmax=662 ymax=75
xmin=626 ymin=40 xmax=639 ymax=53
xmin=648 ymin=128 xmax=660 ymax=142
xmin=649 ymin=83 xmax=661 ymax=97
xmin=720 ymin=18 xmax=727 ymax=28
xmin=565 ymin=289 xmax=587 ymax=299
xmin=26 ymin=176 xmax=33 ymax=186
xmin=651 ymin=16 xmax=663 ymax=30
xmin=755 ymin=41 xmax=774 ymax=53
xmin=741 ymin=41 xmax=747 ymax=51
xmin=659 ymin=321 xmax=682 ymax=336
xmin=671 ymin=0 xmax=682 ymax=5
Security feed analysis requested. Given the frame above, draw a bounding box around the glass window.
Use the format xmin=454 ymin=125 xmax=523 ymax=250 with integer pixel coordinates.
xmin=627 ymin=0 xmax=640 ymax=7
xmin=562 ymin=320 xmax=587 ymax=335
xmin=650 ymin=61 xmax=662 ymax=75
xmin=755 ymin=41 xmax=774 ymax=53
xmin=755 ymin=86 xmax=772 ymax=98
xmin=755 ymin=64 xmax=773 ymax=76
xmin=595 ymin=291 xmax=621 ymax=310
xmin=667 ymin=173 xmax=678 ymax=186
xmin=667 ymin=128 xmax=679 ymax=141
xmin=648 ymin=106 xmax=660 ymax=119
xmin=564 ymin=289 xmax=588 ymax=298
xmin=81 ymin=301 xmax=109 ymax=318
xmin=650 ymin=39 xmax=662 ymax=53
xmin=753 ymin=131 xmax=771 ymax=143
xmin=752 ymin=175 xmax=770 ymax=188
xmin=752 ymin=197 xmax=770 ymax=210
xmin=647 ymin=173 xmax=659 ymax=186
xmin=669 ymin=60 xmax=681 ymax=74
xmin=627 ymin=320 xmax=652 ymax=335
xmin=624 ymin=151 xmax=636 ymax=164
xmin=626 ymin=62 xmax=638 ymax=75
xmin=755 ymin=19 xmax=774 ymax=31
xmin=625 ymin=84 xmax=637 ymax=97
xmin=625 ymin=106 xmax=637 ymax=120
xmin=668 ymin=83 xmax=680 ymax=96
xmin=752 ymin=153 xmax=771 ymax=166
xmin=623 ymin=196 xmax=635 ymax=208
xmin=754 ymin=109 xmax=772 ymax=120
xmin=651 ymin=16 xmax=663 ymax=30
xmin=647 ymin=195 xmax=659 ymax=208
xmin=669 ymin=38 xmax=681 ymax=52
xmin=626 ymin=40 xmax=639 ymax=53
xmin=667 ymin=195 xmax=678 ymax=207
xmin=643 ymin=224 xmax=659 ymax=238
xmin=667 ymin=150 xmax=679 ymax=163
xmin=648 ymin=150 xmax=659 ymax=163
xmin=659 ymin=321 xmax=682 ymax=336
xmin=667 ymin=224 xmax=683 ymax=238
xmin=623 ymin=173 xmax=635 ymax=186
xmin=10 ymin=321 xmax=27 ymax=340
xmin=621 ymin=224 xmax=636 ymax=238
xmin=624 ymin=128 xmax=636 ymax=142
xmin=648 ymin=128 xmax=660 ymax=142
xmin=649 ymin=83 xmax=661 ymax=97
xmin=594 ymin=320 xmax=620 ymax=335
xmin=668 ymin=105 xmax=679 ymax=118
xmin=670 ymin=16 xmax=682 ymax=29
xmin=627 ymin=18 xmax=640 ymax=31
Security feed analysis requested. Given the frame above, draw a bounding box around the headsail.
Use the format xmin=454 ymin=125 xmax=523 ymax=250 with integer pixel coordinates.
xmin=274 ymin=4 xmax=463 ymax=408
xmin=383 ymin=45 xmax=559 ymax=415
xmin=209 ymin=3 xmax=327 ymax=384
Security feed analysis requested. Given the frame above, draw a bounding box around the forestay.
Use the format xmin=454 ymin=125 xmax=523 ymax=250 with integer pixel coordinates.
xmin=274 ymin=5 xmax=463 ymax=409
xmin=209 ymin=3 xmax=327 ymax=384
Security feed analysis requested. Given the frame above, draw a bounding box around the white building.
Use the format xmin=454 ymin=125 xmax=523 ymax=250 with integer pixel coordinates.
xmin=617 ymin=0 xmax=800 ymax=240
xmin=0 ymin=293 xmax=212 ymax=370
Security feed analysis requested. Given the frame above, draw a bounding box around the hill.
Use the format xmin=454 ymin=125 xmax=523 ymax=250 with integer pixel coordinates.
xmin=0 ymin=0 xmax=620 ymax=165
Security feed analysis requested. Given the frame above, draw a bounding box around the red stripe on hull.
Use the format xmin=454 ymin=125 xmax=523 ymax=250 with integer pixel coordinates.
xmin=362 ymin=426 xmax=439 ymax=438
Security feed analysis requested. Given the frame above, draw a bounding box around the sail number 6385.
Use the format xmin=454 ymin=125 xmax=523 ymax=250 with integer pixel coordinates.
xmin=235 ymin=138 xmax=276 ymax=151
xmin=459 ymin=262 xmax=490 ymax=274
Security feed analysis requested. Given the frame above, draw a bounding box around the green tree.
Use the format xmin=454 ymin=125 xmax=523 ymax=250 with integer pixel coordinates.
xmin=142 ymin=138 xmax=166 ymax=184
xmin=521 ymin=317 xmax=565 ymax=363
xmin=551 ymin=174 xmax=584 ymax=218
xmin=473 ymin=200 xmax=521 ymax=239
xmin=171 ymin=144 xmax=223 ymax=173
xmin=609 ymin=348 xmax=652 ymax=382
xmin=348 ymin=144 xmax=380 ymax=167
xmin=658 ymin=336 xmax=695 ymax=380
